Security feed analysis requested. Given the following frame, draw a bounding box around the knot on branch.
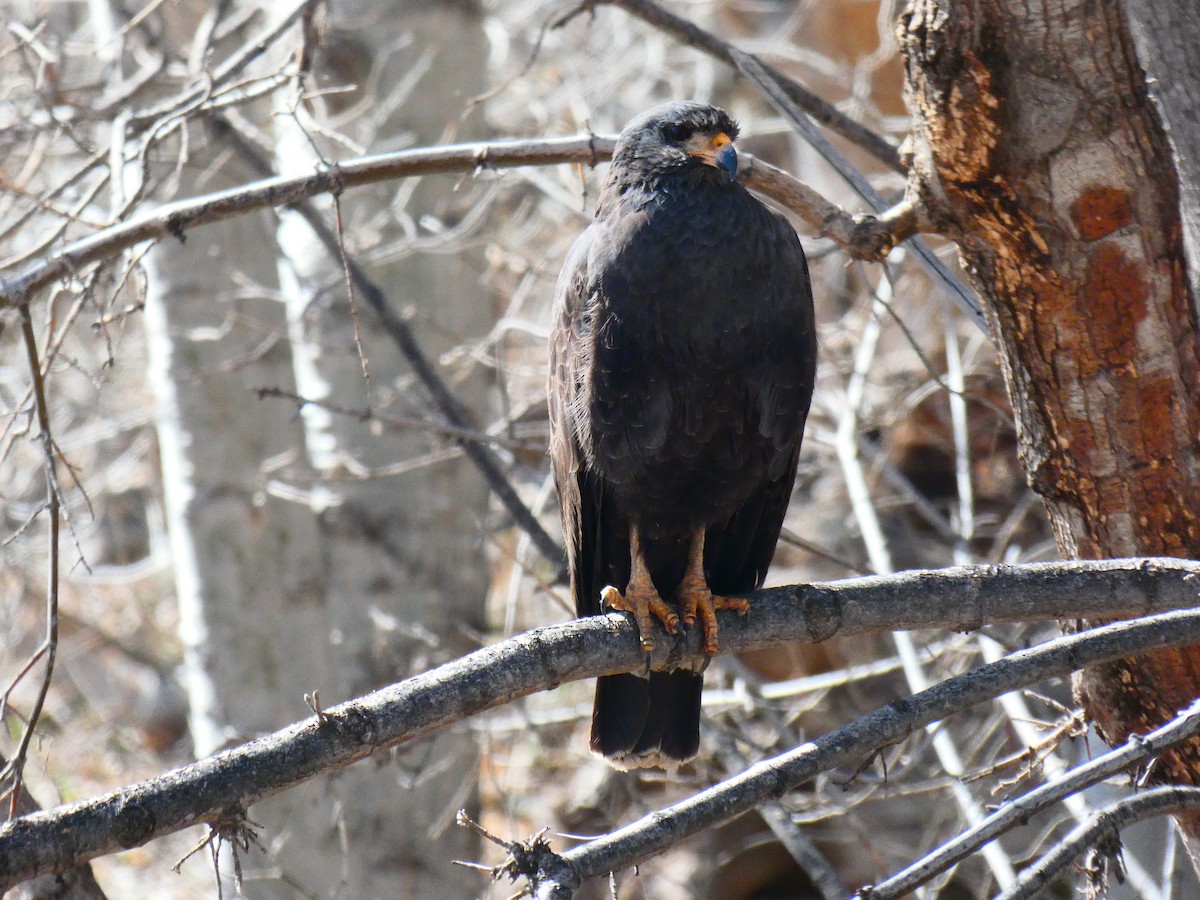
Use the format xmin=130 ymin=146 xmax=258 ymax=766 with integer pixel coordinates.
xmin=846 ymin=201 xmax=921 ymax=262
xmin=455 ymin=811 xmax=581 ymax=898
xmin=317 ymin=161 xmax=346 ymax=198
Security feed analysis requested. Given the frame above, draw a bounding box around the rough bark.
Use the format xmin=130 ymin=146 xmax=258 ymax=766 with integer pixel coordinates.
xmin=898 ymin=0 xmax=1200 ymax=835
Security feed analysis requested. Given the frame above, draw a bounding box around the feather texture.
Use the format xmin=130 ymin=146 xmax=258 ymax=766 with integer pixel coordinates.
xmin=548 ymin=102 xmax=817 ymax=766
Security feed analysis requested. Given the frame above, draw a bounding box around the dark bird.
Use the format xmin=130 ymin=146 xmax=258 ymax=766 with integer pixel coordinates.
xmin=548 ymin=102 xmax=817 ymax=768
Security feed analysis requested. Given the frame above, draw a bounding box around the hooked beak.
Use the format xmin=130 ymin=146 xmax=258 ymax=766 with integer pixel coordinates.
xmin=689 ymin=132 xmax=738 ymax=181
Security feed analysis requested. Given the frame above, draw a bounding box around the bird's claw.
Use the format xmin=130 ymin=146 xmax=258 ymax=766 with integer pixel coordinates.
xmin=677 ymin=583 xmax=749 ymax=656
xmin=601 ymin=582 xmax=679 ymax=654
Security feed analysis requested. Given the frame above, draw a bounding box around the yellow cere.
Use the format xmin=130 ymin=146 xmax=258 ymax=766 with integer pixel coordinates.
xmin=686 ymin=131 xmax=734 ymax=166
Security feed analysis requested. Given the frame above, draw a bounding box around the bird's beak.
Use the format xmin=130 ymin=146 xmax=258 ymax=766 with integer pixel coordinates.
xmin=689 ymin=132 xmax=738 ymax=181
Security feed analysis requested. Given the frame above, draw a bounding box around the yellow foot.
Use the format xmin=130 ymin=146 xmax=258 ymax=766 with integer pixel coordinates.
xmin=601 ymin=580 xmax=679 ymax=653
xmin=677 ymin=584 xmax=749 ymax=656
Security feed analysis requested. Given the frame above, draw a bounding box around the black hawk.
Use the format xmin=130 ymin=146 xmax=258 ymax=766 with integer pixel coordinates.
xmin=548 ymin=102 xmax=817 ymax=768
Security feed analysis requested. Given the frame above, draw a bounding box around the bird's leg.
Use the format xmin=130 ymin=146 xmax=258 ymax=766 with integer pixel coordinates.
xmin=600 ymin=524 xmax=680 ymax=653
xmin=675 ymin=528 xmax=750 ymax=656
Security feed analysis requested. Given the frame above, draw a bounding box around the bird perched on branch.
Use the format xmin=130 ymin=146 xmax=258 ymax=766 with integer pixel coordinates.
xmin=549 ymin=102 xmax=817 ymax=768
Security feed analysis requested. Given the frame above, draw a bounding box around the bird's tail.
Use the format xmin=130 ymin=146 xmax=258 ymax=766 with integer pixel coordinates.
xmin=590 ymin=670 xmax=703 ymax=768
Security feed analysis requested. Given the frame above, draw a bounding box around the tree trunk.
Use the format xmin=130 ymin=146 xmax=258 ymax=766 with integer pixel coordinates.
xmin=144 ymin=142 xmax=334 ymax=896
xmin=270 ymin=1 xmax=490 ymax=894
xmin=898 ymin=0 xmax=1200 ymax=837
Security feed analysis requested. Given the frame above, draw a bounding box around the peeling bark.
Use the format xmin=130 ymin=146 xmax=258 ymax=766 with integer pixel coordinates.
xmin=899 ymin=0 xmax=1200 ymax=835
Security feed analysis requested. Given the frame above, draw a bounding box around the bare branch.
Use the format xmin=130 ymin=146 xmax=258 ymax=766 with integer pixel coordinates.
xmin=581 ymin=0 xmax=903 ymax=171
xmin=2 ymin=559 xmax=1200 ymax=888
xmin=865 ymin=697 xmax=1200 ymax=898
xmin=0 ymin=752 xmax=106 ymax=899
xmin=998 ymin=786 xmax=1200 ymax=900
xmin=538 ymin=608 xmax=1200 ymax=896
xmin=0 ymin=136 xmax=904 ymax=308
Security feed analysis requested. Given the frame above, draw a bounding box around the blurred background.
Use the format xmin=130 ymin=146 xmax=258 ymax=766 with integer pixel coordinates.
xmin=1 ymin=1 xmax=1137 ymax=897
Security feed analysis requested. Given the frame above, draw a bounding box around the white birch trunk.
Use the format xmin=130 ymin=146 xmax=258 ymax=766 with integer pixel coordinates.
xmin=144 ymin=148 xmax=335 ymax=896
xmin=269 ymin=1 xmax=492 ymax=894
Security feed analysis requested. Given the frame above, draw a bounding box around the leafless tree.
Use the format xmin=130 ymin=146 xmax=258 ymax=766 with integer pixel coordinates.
xmin=2 ymin=1 xmax=1199 ymax=898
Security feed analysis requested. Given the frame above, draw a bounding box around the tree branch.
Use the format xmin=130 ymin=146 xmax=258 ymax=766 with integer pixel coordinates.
xmin=581 ymin=0 xmax=903 ymax=171
xmin=2 ymin=558 xmax=1200 ymax=888
xmin=0 ymin=135 xmax=905 ymax=308
xmin=998 ymin=786 xmax=1200 ymax=900
xmin=728 ymin=46 xmax=985 ymax=329
xmin=536 ymin=608 xmax=1200 ymax=896
xmin=863 ymin=696 xmax=1200 ymax=898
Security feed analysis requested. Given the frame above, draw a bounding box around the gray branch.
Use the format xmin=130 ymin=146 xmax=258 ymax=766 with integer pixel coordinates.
xmin=534 ymin=609 xmax=1200 ymax=896
xmin=1 ymin=557 xmax=1200 ymax=889
xmin=0 ymin=135 xmax=907 ymax=307
xmin=863 ymin=696 xmax=1200 ymax=898
xmin=998 ymin=786 xmax=1200 ymax=900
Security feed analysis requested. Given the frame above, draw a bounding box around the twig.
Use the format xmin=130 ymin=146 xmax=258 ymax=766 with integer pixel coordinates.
xmin=864 ymin=697 xmax=1200 ymax=898
xmin=3 ymin=562 xmax=1200 ymax=886
xmin=253 ymin=386 xmax=539 ymax=452
xmin=212 ymin=118 xmax=568 ymax=576
xmin=0 ymin=309 xmax=60 ymax=820
xmin=582 ymin=0 xmax=902 ymax=171
xmin=997 ymin=787 xmax=1200 ymax=900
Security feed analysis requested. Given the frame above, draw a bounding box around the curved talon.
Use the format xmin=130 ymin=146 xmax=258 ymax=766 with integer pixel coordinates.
xmin=601 ymin=583 xmax=678 ymax=653
xmin=694 ymin=592 xmax=750 ymax=655
xmin=675 ymin=528 xmax=751 ymax=655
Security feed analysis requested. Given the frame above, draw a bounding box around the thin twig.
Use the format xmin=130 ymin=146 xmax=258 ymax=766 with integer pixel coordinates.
xmin=254 ymin=386 xmax=540 ymax=452
xmin=1 ymin=309 xmax=60 ymax=820
xmin=211 ymin=118 xmax=568 ymax=576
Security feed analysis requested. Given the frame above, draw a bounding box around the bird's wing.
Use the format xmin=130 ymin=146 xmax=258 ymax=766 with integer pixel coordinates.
xmin=706 ymin=214 xmax=818 ymax=595
xmin=548 ymin=226 xmax=631 ymax=618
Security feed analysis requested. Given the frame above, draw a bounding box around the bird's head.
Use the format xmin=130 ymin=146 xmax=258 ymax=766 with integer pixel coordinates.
xmin=610 ymin=102 xmax=741 ymax=184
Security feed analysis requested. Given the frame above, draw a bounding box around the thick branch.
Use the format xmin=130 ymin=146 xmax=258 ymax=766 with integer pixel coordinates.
xmin=0 ymin=136 xmax=896 ymax=307
xmin=540 ymin=610 xmax=1200 ymax=895
xmin=2 ymin=558 xmax=1200 ymax=887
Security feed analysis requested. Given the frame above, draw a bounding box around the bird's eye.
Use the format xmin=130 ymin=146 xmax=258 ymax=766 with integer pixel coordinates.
xmin=662 ymin=123 xmax=690 ymax=142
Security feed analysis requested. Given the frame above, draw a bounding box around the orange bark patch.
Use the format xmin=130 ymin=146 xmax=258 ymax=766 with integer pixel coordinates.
xmin=1070 ymin=186 xmax=1133 ymax=241
xmin=1084 ymin=243 xmax=1147 ymax=367
xmin=1133 ymin=378 xmax=1194 ymax=553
